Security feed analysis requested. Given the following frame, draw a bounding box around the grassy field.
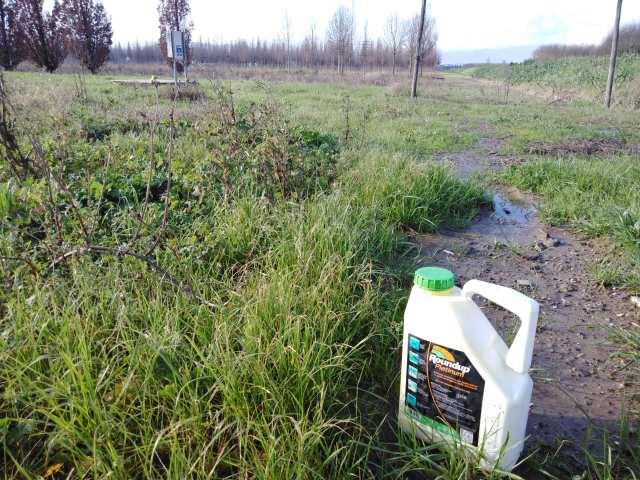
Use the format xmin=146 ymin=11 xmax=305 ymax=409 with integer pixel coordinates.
xmin=469 ymin=54 xmax=640 ymax=106
xmin=0 ymin=70 xmax=639 ymax=478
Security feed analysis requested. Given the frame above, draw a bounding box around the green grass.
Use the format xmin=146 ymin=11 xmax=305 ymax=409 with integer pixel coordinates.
xmin=1 ymin=70 xmax=639 ymax=479
xmin=0 ymin=167 xmax=482 ymax=477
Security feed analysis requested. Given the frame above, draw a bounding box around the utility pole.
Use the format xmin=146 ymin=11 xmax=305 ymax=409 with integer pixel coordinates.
xmin=605 ymin=0 xmax=623 ymax=108
xmin=411 ymin=0 xmax=427 ymax=98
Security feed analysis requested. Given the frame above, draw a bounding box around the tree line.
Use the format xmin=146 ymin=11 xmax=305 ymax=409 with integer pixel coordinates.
xmin=1 ymin=0 xmax=440 ymax=75
xmin=0 ymin=0 xmax=189 ymax=73
xmin=0 ymin=0 xmax=112 ymax=73
xmin=110 ymin=7 xmax=439 ymax=74
xmin=534 ymin=21 xmax=640 ymax=61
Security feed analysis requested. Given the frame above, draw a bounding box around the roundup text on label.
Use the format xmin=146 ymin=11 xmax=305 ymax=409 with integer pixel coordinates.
xmin=429 ymin=353 xmax=471 ymax=377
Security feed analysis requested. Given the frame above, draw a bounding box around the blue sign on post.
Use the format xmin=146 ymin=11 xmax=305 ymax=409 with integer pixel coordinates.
xmin=167 ymin=30 xmax=186 ymax=83
xmin=170 ymin=31 xmax=185 ymax=61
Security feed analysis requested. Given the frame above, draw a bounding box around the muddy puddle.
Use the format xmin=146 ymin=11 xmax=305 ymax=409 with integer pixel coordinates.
xmin=436 ymin=139 xmax=543 ymax=246
xmin=466 ymin=188 xmax=540 ymax=246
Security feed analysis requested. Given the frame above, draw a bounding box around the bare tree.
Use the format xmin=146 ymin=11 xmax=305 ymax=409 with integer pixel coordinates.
xmin=60 ymin=0 xmax=112 ymax=73
xmin=306 ymin=20 xmax=317 ymax=68
xmin=0 ymin=0 xmax=23 ymax=70
xmin=361 ymin=21 xmax=372 ymax=78
xmin=406 ymin=2 xmax=438 ymax=92
xmin=15 ymin=0 xmax=67 ymax=73
xmin=281 ymin=10 xmax=292 ymax=72
xmin=158 ymin=0 xmax=193 ymax=72
xmin=326 ymin=5 xmax=353 ymax=75
xmin=406 ymin=17 xmax=418 ymax=77
xmin=385 ymin=12 xmax=404 ymax=76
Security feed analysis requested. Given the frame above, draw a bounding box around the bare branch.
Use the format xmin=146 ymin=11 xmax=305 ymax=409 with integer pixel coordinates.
xmin=0 ymin=255 xmax=39 ymax=276
xmin=48 ymin=245 xmax=191 ymax=295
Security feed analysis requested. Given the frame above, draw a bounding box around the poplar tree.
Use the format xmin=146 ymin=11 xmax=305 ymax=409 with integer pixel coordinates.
xmin=15 ymin=0 xmax=66 ymax=73
xmin=385 ymin=12 xmax=405 ymax=76
xmin=61 ymin=0 xmax=113 ymax=73
xmin=326 ymin=6 xmax=353 ymax=75
xmin=0 ymin=0 xmax=23 ymax=70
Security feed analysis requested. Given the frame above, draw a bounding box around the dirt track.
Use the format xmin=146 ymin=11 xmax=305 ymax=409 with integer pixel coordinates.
xmin=417 ymin=134 xmax=639 ymax=462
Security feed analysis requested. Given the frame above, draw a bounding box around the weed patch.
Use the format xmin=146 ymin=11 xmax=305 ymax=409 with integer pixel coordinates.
xmin=160 ymin=84 xmax=208 ymax=102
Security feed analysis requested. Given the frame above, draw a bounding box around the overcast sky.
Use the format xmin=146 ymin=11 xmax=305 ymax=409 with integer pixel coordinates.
xmin=59 ymin=1 xmax=640 ymax=51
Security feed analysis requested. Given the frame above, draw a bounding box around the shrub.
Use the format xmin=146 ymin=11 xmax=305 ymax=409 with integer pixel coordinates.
xmin=206 ymin=85 xmax=339 ymax=202
xmin=160 ymin=84 xmax=208 ymax=102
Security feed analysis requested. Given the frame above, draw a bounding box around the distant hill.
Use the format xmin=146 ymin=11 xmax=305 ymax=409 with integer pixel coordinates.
xmin=441 ymin=46 xmax=538 ymax=65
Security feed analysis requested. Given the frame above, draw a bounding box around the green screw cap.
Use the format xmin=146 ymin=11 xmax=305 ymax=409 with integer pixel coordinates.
xmin=414 ymin=267 xmax=455 ymax=291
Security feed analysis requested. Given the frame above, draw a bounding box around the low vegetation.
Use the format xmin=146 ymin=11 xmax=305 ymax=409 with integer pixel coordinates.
xmin=0 ymin=73 xmax=489 ymax=478
xmin=1 ymin=70 xmax=639 ymax=478
xmin=470 ymin=54 xmax=640 ymax=106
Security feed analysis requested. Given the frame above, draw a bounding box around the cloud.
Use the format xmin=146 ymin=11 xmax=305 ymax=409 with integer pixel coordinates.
xmin=525 ymin=16 xmax=570 ymax=45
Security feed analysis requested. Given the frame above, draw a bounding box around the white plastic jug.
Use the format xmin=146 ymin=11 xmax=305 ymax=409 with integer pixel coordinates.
xmin=398 ymin=267 xmax=539 ymax=471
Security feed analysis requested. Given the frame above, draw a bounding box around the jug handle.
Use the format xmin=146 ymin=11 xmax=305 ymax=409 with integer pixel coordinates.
xmin=462 ymin=279 xmax=539 ymax=374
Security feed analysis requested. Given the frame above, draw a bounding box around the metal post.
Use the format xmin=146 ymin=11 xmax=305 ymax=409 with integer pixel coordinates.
xmin=605 ymin=0 xmax=623 ymax=108
xmin=170 ymin=31 xmax=178 ymax=87
xmin=173 ymin=55 xmax=178 ymax=87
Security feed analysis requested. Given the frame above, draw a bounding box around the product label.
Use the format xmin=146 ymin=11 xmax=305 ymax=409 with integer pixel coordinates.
xmin=405 ymin=335 xmax=485 ymax=446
